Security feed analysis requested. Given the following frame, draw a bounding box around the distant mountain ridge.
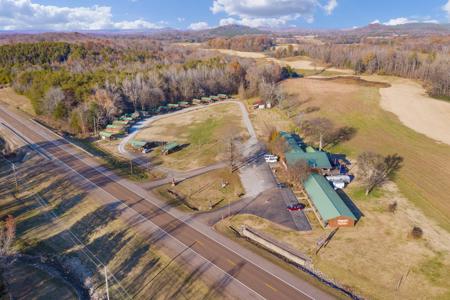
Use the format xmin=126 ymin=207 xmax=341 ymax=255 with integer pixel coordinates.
xmin=1 ymin=23 xmax=449 ymax=41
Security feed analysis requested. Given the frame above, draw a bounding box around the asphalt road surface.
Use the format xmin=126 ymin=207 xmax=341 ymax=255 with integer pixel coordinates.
xmin=0 ymin=104 xmax=335 ymax=300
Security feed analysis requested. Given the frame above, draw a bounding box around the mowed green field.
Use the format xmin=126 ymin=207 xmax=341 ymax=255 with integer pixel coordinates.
xmin=135 ymin=103 xmax=249 ymax=170
xmin=283 ymin=78 xmax=450 ymax=231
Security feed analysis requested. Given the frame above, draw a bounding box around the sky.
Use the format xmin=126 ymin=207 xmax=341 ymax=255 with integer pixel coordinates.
xmin=0 ymin=0 xmax=449 ymax=31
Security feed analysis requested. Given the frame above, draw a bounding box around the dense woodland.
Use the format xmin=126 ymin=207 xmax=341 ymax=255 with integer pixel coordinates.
xmin=272 ymin=36 xmax=450 ymax=97
xmin=0 ymin=39 xmax=285 ymax=135
xmin=206 ymin=35 xmax=274 ymax=52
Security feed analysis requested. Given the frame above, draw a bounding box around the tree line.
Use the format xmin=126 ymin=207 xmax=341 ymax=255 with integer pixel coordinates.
xmin=206 ymin=35 xmax=274 ymax=52
xmin=271 ymin=42 xmax=450 ymax=98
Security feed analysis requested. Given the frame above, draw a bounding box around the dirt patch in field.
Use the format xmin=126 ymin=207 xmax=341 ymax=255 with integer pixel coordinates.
xmin=311 ymin=76 xmax=391 ymax=88
xmin=209 ymin=48 xmax=267 ymax=58
xmin=365 ymin=76 xmax=450 ymax=146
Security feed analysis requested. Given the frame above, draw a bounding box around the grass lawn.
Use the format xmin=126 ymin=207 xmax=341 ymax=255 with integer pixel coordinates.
xmin=244 ymin=97 xmax=295 ymax=139
xmin=154 ymin=168 xmax=244 ymax=211
xmin=0 ymin=155 xmax=215 ymax=299
xmin=136 ymin=103 xmax=249 ymax=170
xmin=0 ymin=87 xmax=35 ymax=116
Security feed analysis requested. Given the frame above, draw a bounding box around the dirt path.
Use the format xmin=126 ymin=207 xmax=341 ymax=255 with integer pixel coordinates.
xmin=365 ymin=76 xmax=450 ymax=146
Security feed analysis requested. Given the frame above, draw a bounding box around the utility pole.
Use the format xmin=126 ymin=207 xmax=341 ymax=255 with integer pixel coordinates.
xmin=229 ymin=138 xmax=234 ymax=172
xmin=93 ymin=116 xmax=97 ymax=137
xmin=130 ymin=159 xmax=133 ymax=175
xmin=104 ymin=266 xmax=110 ymax=300
xmin=319 ymin=133 xmax=323 ymax=151
xmin=12 ymin=162 xmax=18 ymax=193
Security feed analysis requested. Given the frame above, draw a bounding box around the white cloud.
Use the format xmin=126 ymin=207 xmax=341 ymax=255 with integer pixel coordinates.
xmin=383 ymin=17 xmax=412 ymax=26
xmin=211 ymin=0 xmax=336 ymax=27
xmin=0 ymin=0 xmax=161 ymax=30
xmin=444 ymin=0 xmax=450 ymax=20
xmin=177 ymin=17 xmax=185 ymax=22
xmin=370 ymin=19 xmax=380 ymax=24
xmin=382 ymin=17 xmax=439 ymax=26
xmin=324 ymin=0 xmax=337 ymax=15
xmin=219 ymin=16 xmax=291 ymax=27
xmin=113 ymin=19 xmax=161 ymax=30
xmin=188 ymin=21 xmax=210 ymax=30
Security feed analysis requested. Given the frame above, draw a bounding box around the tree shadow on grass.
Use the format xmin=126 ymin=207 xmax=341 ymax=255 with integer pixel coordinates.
xmin=169 ymin=261 xmax=212 ymax=299
xmin=114 ymin=243 xmax=150 ymax=281
xmin=204 ymin=260 xmax=246 ymax=300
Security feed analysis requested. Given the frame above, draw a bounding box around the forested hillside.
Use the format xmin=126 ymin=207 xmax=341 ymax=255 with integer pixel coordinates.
xmin=0 ymin=39 xmax=285 ymax=135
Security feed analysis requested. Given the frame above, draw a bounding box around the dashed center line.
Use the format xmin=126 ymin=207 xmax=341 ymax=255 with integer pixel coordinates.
xmin=265 ymin=282 xmax=278 ymax=292
xmin=226 ymin=258 xmax=237 ymax=266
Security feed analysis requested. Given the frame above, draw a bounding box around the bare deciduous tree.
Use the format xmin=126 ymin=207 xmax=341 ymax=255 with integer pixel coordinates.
xmin=287 ymin=161 xmax=311 ymax=187
xmin=357 ymin=152 xmax=403 ymax=195
xmin=43 ymin=86 xmax=65 ymax=115
xmin=260 ymin=81 xmax=286 ymax=106
xmin=122 ymin=74 xmax=143 ymax=111
xmin=301 ymin=117 xmax=356 ymax=149
xmin=0 ymin=215 xmax=16 ymax=256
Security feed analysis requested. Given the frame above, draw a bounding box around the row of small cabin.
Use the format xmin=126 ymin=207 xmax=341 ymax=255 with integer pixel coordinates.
xmin=100 ymin=112 xmax=140 ymax=140
xmin=156 ymin=94 xmax=229 ymax=114
xmin=279 ymin=132 xmax=358 ymax=228
xmin=100 ymin=94 xmax=230 ymax=139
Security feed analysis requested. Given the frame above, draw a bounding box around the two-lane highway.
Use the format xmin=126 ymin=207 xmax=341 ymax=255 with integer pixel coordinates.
xmin=0 ymin=105 xmax=335 ymax=300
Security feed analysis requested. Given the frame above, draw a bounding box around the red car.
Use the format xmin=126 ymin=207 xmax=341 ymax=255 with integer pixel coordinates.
xmin=287 ymin=203 xmax=305 ymax=211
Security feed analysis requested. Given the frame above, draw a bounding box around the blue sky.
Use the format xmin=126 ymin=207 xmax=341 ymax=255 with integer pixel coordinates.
xmin=0 ymin=0 xmax=449 ymax=31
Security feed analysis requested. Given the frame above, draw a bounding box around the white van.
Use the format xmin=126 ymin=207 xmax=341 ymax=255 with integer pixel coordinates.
xmin=264 ymin=154 xmax=278 ymax=163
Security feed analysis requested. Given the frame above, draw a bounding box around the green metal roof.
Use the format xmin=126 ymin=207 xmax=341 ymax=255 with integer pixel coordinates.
xmin=113 ymin=120 xmax=129 ymax=125
xmin=130 ymin=140 xmax=147 ymax=147
xmin=107 ymin=124 xmax=123 ymax=129
xmin=99 ymin=131 xmax=114 ymax=137
xmin=168 ymin=103 xmax=179 ymax=108
xmin=280 ymin=131 xmax=331 ymax=169
xmin=285 ymin=151 xmax=332 ymax=169
xmin=304 ymin=174 xmax=356 ymax=223
xmin=163 ymin=142 xmax=179 ymax=151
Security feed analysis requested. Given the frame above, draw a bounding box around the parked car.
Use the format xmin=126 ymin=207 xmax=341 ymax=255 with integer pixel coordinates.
xmin=142 ymin=148 xmax=151 ymax=153
xmin=277 ymin=182 xmax=288 ymax=189
xmin=287 ymin=203 xmax=305 ymax=211
xmin=264 ymin=154 xmax=278 ymax=163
